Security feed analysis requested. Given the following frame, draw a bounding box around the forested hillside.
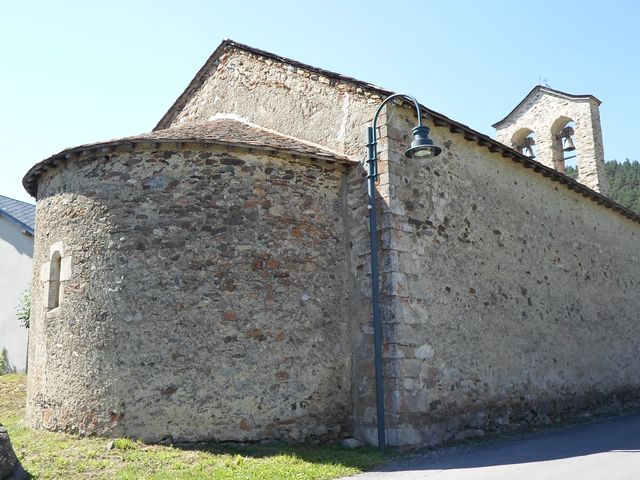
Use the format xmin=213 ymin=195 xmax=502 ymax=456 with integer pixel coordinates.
xmin=566 ymin=160 xmax=640 ymax=213
xmin=606 ymin=160 xmax=640 ymax=213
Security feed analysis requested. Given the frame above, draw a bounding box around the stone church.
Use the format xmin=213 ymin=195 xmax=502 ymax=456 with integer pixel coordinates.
xmin=23 ymin=40 xmax=640 ymax=446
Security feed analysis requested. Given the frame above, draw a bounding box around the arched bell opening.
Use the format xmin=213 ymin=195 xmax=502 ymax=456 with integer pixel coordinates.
xmin=511 ymin=128 xmax=537 ymax=159
xmin=551 ymin=117 xmax=578 ymax=177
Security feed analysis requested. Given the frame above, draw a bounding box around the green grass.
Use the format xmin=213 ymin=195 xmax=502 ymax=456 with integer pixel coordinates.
xmin=0 ymin=374 xmax=387 ymax=479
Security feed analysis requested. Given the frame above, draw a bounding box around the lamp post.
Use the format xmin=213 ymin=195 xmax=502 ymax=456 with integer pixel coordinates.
xmin=366 ymin=94 xmax=441 ymax=450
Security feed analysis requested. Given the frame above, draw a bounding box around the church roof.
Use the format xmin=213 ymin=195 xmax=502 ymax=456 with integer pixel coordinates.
xmin=155 ymin=39 xmax=495 ymax=139
xmin=22 ymin=117 xmax=351 ymax=197
xmin=492 ymin=85 xmax=602 ymax=128
xmin=128 ymin=115 xmax=350 ymax=161
xmin=0 ymin=195 xmax=35 ymax=234
xmin=150 ymin=39 xmax=640 ymax=225
xmin=22 ymin=40 xmax=640 ymax=224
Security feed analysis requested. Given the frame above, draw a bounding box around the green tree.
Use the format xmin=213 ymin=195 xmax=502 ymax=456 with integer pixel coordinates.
xmin=0 ymin=348 xmax=16 ymax=375
xmin=565 ymin=165 xmax=578 ymax=179
xmin=16 ymin=286 xmax=31 ymax=329
xmin=606 ymin=159 xmax=640 ymax=213
xmin=565 ymin=160 xmax=640 ymax=212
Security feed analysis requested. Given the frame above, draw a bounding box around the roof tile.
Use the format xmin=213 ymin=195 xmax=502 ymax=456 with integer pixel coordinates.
xmin=125 ymin=116 xmax=350 ymax=160
xmin=0 ymin=195 xmax=35 ymax=233
xmin=23 ymin=117 xmax=352 ymax=197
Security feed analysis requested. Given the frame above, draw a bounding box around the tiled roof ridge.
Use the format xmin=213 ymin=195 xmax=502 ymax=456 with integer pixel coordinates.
xmin=23 ymin=40 xmax=640 ymax=225
xmin=153 ymin=38 xmax=389 ymax=131
xmin=0 ymin=194 xmax=34 ymax=208
xmin=22 ymin=118 xmax=352 ymax=198
xmin=536 ymin=85 xmax=601 ymax=103
xmin=493 ymin=85 xmax=602 ymax=128
xmin=148 ymin=40 xmax=640 ymax=224
xmin=205 ymin=113 xmax=344 ymax=158
xmin=120 ymin=117 xmax=349 ymax=161
xmin=153 ymin=38 xmax=502 ymax=141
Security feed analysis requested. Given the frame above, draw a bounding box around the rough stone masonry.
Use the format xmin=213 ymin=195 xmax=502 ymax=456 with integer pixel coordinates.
xmin=23 ymin=40 xmax=640 ymax=447
xmin=26 ymin=119 xmax=355 ymax=443
xmin=493 ymin=86 xmax=609 ymax=195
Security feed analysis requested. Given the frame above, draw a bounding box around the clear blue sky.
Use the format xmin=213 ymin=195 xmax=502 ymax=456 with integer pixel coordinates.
xmin=2 ymin=0 xmax=638 ymax=203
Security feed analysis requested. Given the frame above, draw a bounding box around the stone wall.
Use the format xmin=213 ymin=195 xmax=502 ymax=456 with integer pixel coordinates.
xmin=27 ymin=44 xmax=640 ymax=448
xmin=495 ymin=90 xmax=609 ymax=194
xmin=157 ymin=47 xmax=640 ymax=446
xmin=163 ymin=45 xmax=385 ymax=159
xmin=27 ymin=144 xmax=353 ymax=442
xmin=374 ymin=107 xmax=640 ymax=445
xmin=159 ymin=45 xmax=394 ymax=444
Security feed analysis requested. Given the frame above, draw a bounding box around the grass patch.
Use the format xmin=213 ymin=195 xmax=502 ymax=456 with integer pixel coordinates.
xmin=0 ymin=374 xmax=387 ymax=479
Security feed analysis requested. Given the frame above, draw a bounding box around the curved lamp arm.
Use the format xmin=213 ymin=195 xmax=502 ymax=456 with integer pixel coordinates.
xmin=367 ymin=94 xmax=423 ymax=177
xmin=373 ymin=93 xmax=423 ymax=131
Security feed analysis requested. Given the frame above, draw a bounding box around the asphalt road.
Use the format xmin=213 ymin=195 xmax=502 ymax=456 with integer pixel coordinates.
xmin=342 ymin=413 xmax=640 ymax=480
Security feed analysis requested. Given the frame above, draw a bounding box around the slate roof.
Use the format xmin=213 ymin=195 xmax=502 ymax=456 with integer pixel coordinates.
xmin=126 ymin=116 xmax=352 ymax=161
xmin=492 ymin=85 xmax=602 ymax=128
xmin=20 ymin=39 xmax=640 ymax=224
xmin=22 ymin=117 xmax=352 ymax=197
xmin=0 ymin=195 xmax=35 ymax=234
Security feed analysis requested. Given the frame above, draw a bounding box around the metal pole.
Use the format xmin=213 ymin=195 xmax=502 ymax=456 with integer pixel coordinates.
xmin=366 ymin=125 xmax=386 ymax=451
xmin=365 ymin=93 xmax=425 ymax=451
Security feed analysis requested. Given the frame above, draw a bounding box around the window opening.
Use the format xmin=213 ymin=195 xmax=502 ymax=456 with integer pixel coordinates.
xmin=47 ymin=251 xmax=62 ymax=309
xmin=557 ymin=121 xmax=578 ymax=178
xmin=511 ymin=128 xmax=537 ymax=159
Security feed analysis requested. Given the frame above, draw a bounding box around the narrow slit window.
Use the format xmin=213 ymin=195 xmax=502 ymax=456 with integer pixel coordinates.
xmin=48 ymin=251 xmax=62 ymax=309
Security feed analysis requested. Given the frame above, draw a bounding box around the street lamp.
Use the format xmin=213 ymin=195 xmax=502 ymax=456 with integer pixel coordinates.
xmin=365 ymin=94 xmax=441 ymax=450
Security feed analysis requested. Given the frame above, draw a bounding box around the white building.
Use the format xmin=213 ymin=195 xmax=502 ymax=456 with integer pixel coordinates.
xmin=0 ymin=195 xmax=34 ymax=372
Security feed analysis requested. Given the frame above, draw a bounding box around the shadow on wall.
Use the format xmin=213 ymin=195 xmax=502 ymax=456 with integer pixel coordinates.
xmin=0 ymin=222 xmax=33 ymax=258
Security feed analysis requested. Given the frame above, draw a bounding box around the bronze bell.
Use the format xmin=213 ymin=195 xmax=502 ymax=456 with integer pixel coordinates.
xmin=521 ymin=136 xmax=536 ymax=158
xmin=562 ymin=135 xmax=576 ymax=152
xmin=523 ymin=145 xmax=535 ymax=158
xmin=558 ymin=126 xmax=576 ymax=152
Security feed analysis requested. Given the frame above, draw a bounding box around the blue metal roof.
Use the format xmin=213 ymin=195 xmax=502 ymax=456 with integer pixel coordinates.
xmin=0 ymin=195 xmax=35 ymax=235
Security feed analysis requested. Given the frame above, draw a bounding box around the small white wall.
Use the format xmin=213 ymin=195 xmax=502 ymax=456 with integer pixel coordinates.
xmin=0 ymin=214 xmax=33 ymax=372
